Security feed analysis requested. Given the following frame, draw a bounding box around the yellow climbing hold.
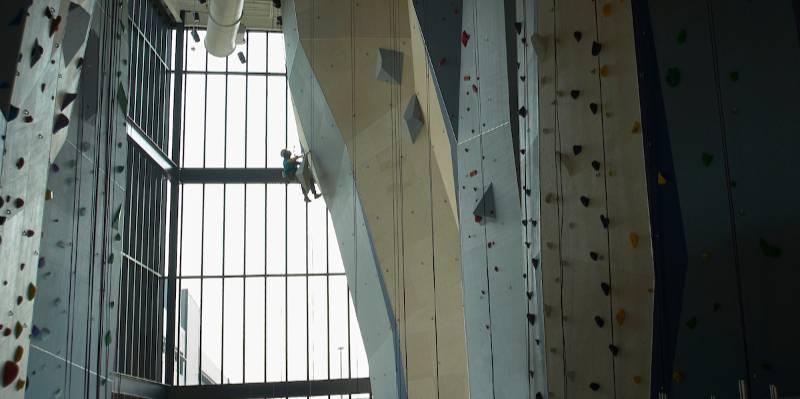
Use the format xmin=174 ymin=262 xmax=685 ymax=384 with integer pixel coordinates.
xmin=602 ymin=3 xmax=612 ymax=16
xmin=657 ymin=172 xmax=667 ymax=185
xmin=45 ymin=190 xmax=54 ymax=200
xmin=27 ymin=284 xmax=36 ymax=301
xmin=13 ymin=346 xmax=23 ymax=362
xmin=616 ymin=309 xmax=626 ymax=326
xmin=15 ymin=379 xmax=25 ymax=390
xmin=633 ymin=376 xmax=642 ymax=384
xmin=629 ymin=232 xmax=639 ymax=248
xmin=632 ymin=120 xmax=641 ymax=133
xmin=599 ymin=65 xmax=609 ymax=77
xmin=672 ymin=370 xmax=685 ymax=383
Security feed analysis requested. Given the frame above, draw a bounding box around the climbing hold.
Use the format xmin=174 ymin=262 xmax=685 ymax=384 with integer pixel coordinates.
xmin=657 ymin=172 xmax=667 ymax=185
xmin=574 ymin=31 xmax=582 ymax=42
xmin=472 ymin=84 xmax=478 ymax=93
xmin=685 ymin=317 xmax=697 ymax=330
xmin=602 ymin=3 xmax=612 ymax=16
xmin=24 ymin=114 xmax=33 ymax=123
xmin=403 ymin=95 xmax=424 ymax=143
xmin=469 ymin=170 xmax=478 ymax=177
xmin=608 ymin=344 xmax=619 ymax=356
xmin=590 ymin=252 xmax=599 ymax=261
xmin=665 ymin=67 xmax=681 ymax=87
xmin=13 ymin=347 xmax=23 ymax=363
xmin=600 ymin=215 xmax=609 ymax=229
xmin=702 ymin=152 xmax=714 ymax=167
xmin=759 ymin=238 xmax=782 ymax=258
xmin=117 ymin=83 xmax=128 ymax=113
xmin=515 ymin=22 xmax=522 ymax=34
xmin=632 ymin=120 xmax=641 ymax=133
xmin=729 ymin=71 xmax=739 ymax=82
xmin=531 ymin=34 xmax=547 ymax=56
xmin=672 ymin=370 xmax=685 ymax=383
xmin=50 ymin=15 xmax=63 ymax=37
xmin=237 ymin=51 xmax=246 ymax=64
xmin=14 ymin=198 xmax=24 ymax=208
xmin=14 ymin=322 xmax=23 ymax=338
xmin=570 ymin=90 xmax=580 ymax=99
xmin=376 ymin=48 xmax=404 ymax=84
xmin=532 ymin=258 xmax=539 ymax=268
xmin=4 ymin=105 xmax=20 ymax=122
xmin=104 ymin=331 xmax=112 ymax=346
xmin=594 ymin=316 xmax=605 ymax=328
xmin=589 ymin=382 xmax=600 ymax=391
xmin=15 ymin=158 xmax=24 ymax=169
xmin=519 ymin=106 xmax=528 ymax=117
xmin=599 ymin=65 xmax=609 ymax=77
xmin=591 ymin=41 xmax=602 ymax=56
xmin=572 ymin=145 xmax=582 ymax=155
xmin=461 ymin=30 xmax=470 ymax=47
xmin=629 ymin=232 xmax=639 ymax=248
xmin=633 ymin=375 xmax=642 ymax=384
xmin=437 ymin=57 xmax=447 ymax=66
xmin=580 ymin=196 xmax=590 ymax=207
xmin=31 ymin=39 xmax=44 ymax=67
xmin=527 ymin=314 xmax=536 ymax=325
xmin=2 ymin=361 xmax=18 ymax=387
xmin=589 ymin=103 xmax=599 ymax=114
xmin=677 ymin=29 xmax=687 ymax=44
xmin=53 ymin=114 xmax=69 ymax=133
xmin=61 ymin=92 xmax=79 ymax=111
xmin=601 ymin=282 xmax=610 ymax=296
xmin=27 ymin=284 xmax=36 ymax=300
xmin=713 ymin=302 xmax=721 ymax=312
xmin=473 ymin=184 xmax=496 ymax=222
xmin=15 ymin=379 xmax=24 ymax=390
xmin=24 ymin=230 xmax=35 ymax=237
xmin=591 ymin=160 xmax=601 ymax=171
xmin=616 ymin=309 xmax=626 ymax=326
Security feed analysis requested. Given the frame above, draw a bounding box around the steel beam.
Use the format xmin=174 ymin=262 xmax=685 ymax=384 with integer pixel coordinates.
xmin=167 ymin=378 xmax=371 ymax=399
xmin=178 ymin=168 xmax=294 ymax=184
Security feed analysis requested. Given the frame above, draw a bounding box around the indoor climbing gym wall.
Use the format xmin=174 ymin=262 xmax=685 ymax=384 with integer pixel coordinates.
xmin=639 ymin=0 xmax=800 ymax=397
xmin=534 ymin=0 xmax=655 ymax=398
xmin=0 ymin=0 xmax=130 ymax=397
xmin=284 ymin=0 xmax=470 ymax=397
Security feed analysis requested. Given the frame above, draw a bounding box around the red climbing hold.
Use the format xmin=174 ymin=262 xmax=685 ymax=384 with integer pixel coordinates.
xmin=438 ymin=58 xmax=447 ymax=66
xmin=461 ymin=31 xmax=471 ymax=47
xmin=50 ymin=15 xmax=62 ymax=37
xmin=472 ymin=84 xmax=478 ymax=93
xmin=2 ymin=361 xmax=18 ymax=387
xmin=463 ymin=75 xmax=471 ymax=81
xmin=474 ymin=215 xmax=482 ymax=223
xmin=469 ymin=170 xmax=478 ymax=177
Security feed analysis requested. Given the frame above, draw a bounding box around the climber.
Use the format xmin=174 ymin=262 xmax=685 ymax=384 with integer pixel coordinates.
xmin=281 ymin=149 xmax=322 ymax=202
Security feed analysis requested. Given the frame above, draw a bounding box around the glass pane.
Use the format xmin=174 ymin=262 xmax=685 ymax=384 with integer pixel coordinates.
xmin=185 ymin=30 xmax=207 ymax=71
xmin=245 ymin=184 xmax=266 ymax=275
xmin=247 ymin=31 xmax=267 ymax=73
xmin=226 ymin=76 xmax=246 ymax=168
xmin=223 ymin=278 xmax=244 ymax=383
xmin=244 ymin=277 xmax=266 ymax=383
xmin=205 ymin=75 xmax=226 ymax=168
xmin=180 ymin=185 xmax=203 ymax=276
xmin=225 ymin=185 xmax=245 ymax=275
xmin=246 ymin=76 xmax=267 ymax=167
xmin=266 ymin=184 xmax=286 ymax=275
xmin=308 ymin=199 xmax=327 ymax=274
xmin=182 ymin=74 xmax=206 ymax=168
xmin=329 ymin=276 xmax=350 ymax=379
xmin=206 ymin=41 xmax=227 ymax=72
xmin=203 ymin=184 xmax=224 ymax=276
xmin=201 ymin=278 xmax=222 ymax=383
xmin=268 ymin=32 xmax=286 ymax=73
xmin=287 ymin=89 xmax=300 ymax=153
xmin=178 ymin=279 xmax=201 ymax=385
xmin=287 ymin=186 xmax=307 ymax=275
xmin=267 ymin=77 xmax=287 ymax=168
xmin=266 ymin=276 xmax=286 ymax=382
xmin=287 ymin=276 xmax=307 ymax=381
xmin=228 ymin=40 xmax=247 ymax=73
xmin=308 ymin=276 xmax=328 ymax=380
xmin=328 ymin=214 xmax=345 ymax=274
xmin=350 ymin=293 xmax=369 ymax=378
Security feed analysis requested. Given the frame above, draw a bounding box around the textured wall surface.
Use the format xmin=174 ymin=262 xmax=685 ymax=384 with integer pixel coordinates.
xmin=641 ymin=0 xmax=800 ymax=397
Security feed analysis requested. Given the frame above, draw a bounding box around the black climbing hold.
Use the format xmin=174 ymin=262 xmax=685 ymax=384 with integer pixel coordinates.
xmin=527 ymin=313 xmax=536 ymax=325
xmin=702 ymin=152 xmax=714 ymax=167
xmin=14 ymin=198 xmax=24 ymax=208
xmin=665 ymin=67 xmax=681 ymax=87
xmin=272 ymin=0 xmax=282 ymax=8
xmin=609 ymin=344 xmax=619 ymax=356
xmin=4 ymin=105 xmax=19 ymax=122
xmin=600 ymin=215 xmax=609 ymax=229
xmin=591 ymin=41 xmax=602 ymax=56
xmin=729 ymin=71 xmax=739 ymax=82
xmin=24 ymin=230 xmax=35 ymax=237
xmin=31 ymin=39 xmax=43 ymax=67
xmin=589 ymin=103 xmax=598 ymax=114
xmin=473 ymin=184 xmax=496 ymax=222
xmin=519 ymin=106 xmax=528 ymax=117
xmin=51 ymin=163 xmax=60 ymax=173
xmin=759 ymin=238 xmax=782 ymax=258
xmin=591 ymin=160 xmax=601 ymax=171
xmin=580 ymin=196 xmax=590 ymax=207
xmin=590 ymin=252 xmax=599 ymax=261
xmin=527 ymin=291 xmax=533 ymax=300
xmin=531 ymin=258 xmax=539 ymax=268
xmin=115 ymin=165 xmax=124 ymax=173
xmin=76 ymin=58 xmax=84 ymax=68
xmin=677 ymin=29 xmax=687 ymax=44
xmin=520 ymin=149 xmax=526 ymax=155
xmin=191 ymin=29 xmax=200 ymax=43
xmin=61 ymin=93 xmax=78 ymax=110
xmin=570 ymin=90 xmax=580 ymax=99
xmin=536 ymin=393 xmax=543 ymax=399
xmin=515 ymin=22 xmax=522 ymax=34
xmin=53 ymin=114 xmax=69 ymax=133
xmin=276 ymin=16 xmax=283 ymax=25
xmin=712 ymin=302 xmax=721 ymax=312
xmin=237 ymin=51 xmax=247 ymax=64
xmin=525 ymin=188 xmax=531 ymax=196
xmin=573 ymin=145 xmax=582 ymax=155
xmin=686 ymin=317 xmax=697 ymax=330
xmin=522 ymin=220 xmax=528 ymax=226
xmin=15 ymin=158 xmax=24 ymax=169
xmin=573 ymin=31 xmax=582 ymax=42
xmin=590 ymin=382 xmax=600 ymax=391
xmin=594 ymin=316 xmax=605 ymax=328
xmin=601 ymin=282 xmax=610 ymax=296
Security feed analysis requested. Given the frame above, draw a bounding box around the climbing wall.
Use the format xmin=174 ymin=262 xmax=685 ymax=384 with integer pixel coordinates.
xmin=0 ymin=0 xmax=129 ymax=397
xmin=535 ymin=0 xmax=655 ymax=397
xmin=641 ymin=0 xmax=800 ymax=396
xmin=456 ymin=0 xmax=530 ymax=398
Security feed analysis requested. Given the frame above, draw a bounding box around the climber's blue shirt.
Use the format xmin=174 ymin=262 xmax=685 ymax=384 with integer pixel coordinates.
xmin=283 ymin=158 xmax=298 ymax=177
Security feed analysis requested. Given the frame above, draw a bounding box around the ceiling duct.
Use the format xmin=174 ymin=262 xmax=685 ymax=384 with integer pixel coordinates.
xmin=205 ymin=0 xmax=245 ymax=57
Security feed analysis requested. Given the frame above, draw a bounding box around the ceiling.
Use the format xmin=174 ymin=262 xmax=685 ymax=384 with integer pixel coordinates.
xmin=161 ymin=0 xmax=282 ymax=31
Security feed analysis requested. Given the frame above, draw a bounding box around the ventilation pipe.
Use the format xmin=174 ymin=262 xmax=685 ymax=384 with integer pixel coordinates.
xmin=204 ymin=0 xmax=245 ymax=57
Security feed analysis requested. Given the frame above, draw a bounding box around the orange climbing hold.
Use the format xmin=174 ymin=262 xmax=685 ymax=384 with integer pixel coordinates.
xmin=599 ymin=65 xmax=609 ymax=77
xmin=629 ymin=232 xmax=639 ymax=248
xmin=616 ymin=309 xmax=626 ymax=326
xmin=632 ymin=120 xmax=641 ymax=133
xmin=602 ymin=3 xmax=612 ymax=16
xmin=672 ymin=370 xmax=685 ymax=383
xmin=13 ymin=346 xmax=23 ymax=362
xmin=657 ymin=172 xmax=667 ymax=185
xmin=27 ymin=283 xmax=36 ymax=300
xmin=633 ymin=376 xmax=642 ymax=384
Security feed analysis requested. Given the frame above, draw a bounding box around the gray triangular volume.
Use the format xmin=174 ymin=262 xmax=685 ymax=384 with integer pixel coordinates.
xmin=403 ymin=95 xmax=424 ymax=142
xmin=375 ymin=48 xmax=403 ymax=84
xmin=473 ymin=183 xmax=495 ymax=220
xmin=61 ymin=3 xmax=92 ymax=65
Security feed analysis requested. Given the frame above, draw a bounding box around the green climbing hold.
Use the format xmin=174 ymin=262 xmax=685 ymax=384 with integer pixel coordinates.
xmin=677 ymin=29 xmax=687 ymax=45
xmin=104 ymin=331 xmax=112 ymax=346
xmin=759 ymin=238 xmax=783 ymax=258
xmin=116 ymin=83 xmax=128 ymax=113
xmin=729 ymin=71 xmax=739 ymax=82
xmin=686 ymin=317 xmax=697 ymax=330
xmin=701 ymin=152 xmax=714 ymax=167
xmin=665 ymin=67 xmax=681 ymax=87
